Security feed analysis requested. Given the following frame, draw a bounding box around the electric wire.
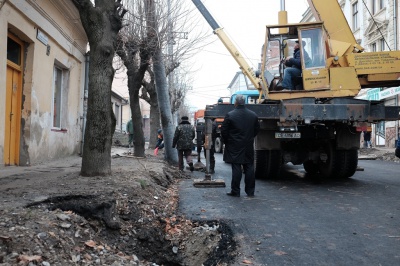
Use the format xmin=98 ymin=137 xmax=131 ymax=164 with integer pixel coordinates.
xmin=361 ymin=0 xmax=392 ymax=51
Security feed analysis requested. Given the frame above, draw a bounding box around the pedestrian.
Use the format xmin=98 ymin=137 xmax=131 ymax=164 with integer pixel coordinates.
xmin=126 ymin=118 xmax=134 ymax=147
xmin=363 ymin=131 xmax=371 ymax=148
xmin=202 ymin=118 xmax=217 ymax=174
xmin=154 ymin=129 xmax=164 ymax=156
xmin=221 ymin=94 xmax=260 ymax=197
xmin=173 ymin=116 xmax=195 ymax=172
xmin=395 ymin=137 xmax=400 ymax=159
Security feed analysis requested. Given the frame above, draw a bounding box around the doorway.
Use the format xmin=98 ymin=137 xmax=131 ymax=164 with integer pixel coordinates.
xmin=4 ymin=33 xmax=23 ymax=165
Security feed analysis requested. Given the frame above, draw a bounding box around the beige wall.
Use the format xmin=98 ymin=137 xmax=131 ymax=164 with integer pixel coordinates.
xmin=0 ymin=0 xmax=87 ymax=165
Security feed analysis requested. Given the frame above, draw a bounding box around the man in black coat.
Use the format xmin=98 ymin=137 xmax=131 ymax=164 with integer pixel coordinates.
xmin=221 ymin=95 xmax=260 ymax=197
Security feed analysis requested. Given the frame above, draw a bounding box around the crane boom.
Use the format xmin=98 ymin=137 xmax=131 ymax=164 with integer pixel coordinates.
xmin=191 ymin=0 xmax=262 ymax=94
xmin=307 ymin=0 xmax=364 ymax=56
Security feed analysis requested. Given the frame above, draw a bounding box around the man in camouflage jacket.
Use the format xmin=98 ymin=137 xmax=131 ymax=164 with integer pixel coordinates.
xmin=173 ymin=116 xmax=195 ymax=171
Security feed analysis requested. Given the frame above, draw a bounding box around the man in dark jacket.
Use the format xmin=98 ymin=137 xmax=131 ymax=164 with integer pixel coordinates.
xmin=173 ymin=116 xmax=196 ymax=172
xmin=281 ymin=40 xmax=310 ymax=91
xmin=221 ymin=95 xmax=260 ymax=197
xmin=396 ymin=136 xmax=400 ymax=159
xmin=126 ymin=118 xmax=134 ymax=146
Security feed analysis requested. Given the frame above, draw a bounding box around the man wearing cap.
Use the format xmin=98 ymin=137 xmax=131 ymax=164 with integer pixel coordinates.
xmin=281 ymin=40 xmax=310 ymax=91
xmin=173 ymin=116 xmax=196 ymax=172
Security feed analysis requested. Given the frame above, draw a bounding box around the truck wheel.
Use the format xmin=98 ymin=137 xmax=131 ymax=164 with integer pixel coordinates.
xmin=340 ymin=150 xmax=358 ymax=178
xmin=318 ymin=142 xmax=340 ymax=179
xmin=255 ymin=150 xmax=267 ymax=179
xmin=214 ymin=137 xmax=223 ymax=153
xmin=255 ymin=150 xmax=282 ymax=180
xmin=303 ymin=160 xmax=319 ymax=175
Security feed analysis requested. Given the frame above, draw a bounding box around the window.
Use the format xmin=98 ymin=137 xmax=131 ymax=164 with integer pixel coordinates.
xmin=380 ymin=38 xmax=386 ymax=51
xmin=373 ymin=0 xmax=385 ymax=14
xmin=7 ymin=37 xmax=21 ymax=65
xmin=372 ymin=0 xmax=376 ymax=14
xmin=114 ymin=104 xmax=120 ymax=126
xmin=377 ymin=121 xmax=385 ymax=137
xmin=352 ymin=1 xmax=359 ymax=30
xmin=371 ymin=42 xmax=377 ymax=52
xmin=379 ymin=0 xmax=385 ymax=9
xmin=300 ymin=27 xmax=326 ymax=69
xmin=52 ymin=65 xmax=69 ymax=129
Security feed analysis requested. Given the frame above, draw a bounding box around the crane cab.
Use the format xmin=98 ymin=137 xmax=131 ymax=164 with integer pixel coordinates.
xmin=261 ymin=22 xmax=332 ymax=94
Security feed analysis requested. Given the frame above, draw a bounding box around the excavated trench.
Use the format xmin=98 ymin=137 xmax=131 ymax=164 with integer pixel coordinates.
xmin=25 ymin=194 xmax=237 ymax=265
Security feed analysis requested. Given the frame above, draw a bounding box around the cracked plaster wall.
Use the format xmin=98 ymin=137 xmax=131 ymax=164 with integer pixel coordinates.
xmin=0 ymin=0 xmax=87 ymax=166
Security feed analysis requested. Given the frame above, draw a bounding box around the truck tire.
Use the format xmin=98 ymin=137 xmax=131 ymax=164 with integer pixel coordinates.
xmin=318 ymin=142 xmax=358 ymax=179
xmin=303 ymin=160 xmax=319 ymax=175
xmin=214 ymin=137 xmax=223 ymax=153
xmin=339 ymin=150 xmax=358 ymax=178
xmin=255 ymin=150 xmax=282 ymax=180
xmin=318 ymin=142 xmax=340 ymax=179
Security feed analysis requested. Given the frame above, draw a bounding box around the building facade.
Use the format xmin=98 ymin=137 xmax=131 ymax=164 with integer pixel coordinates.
xmin=303 ymin=0 xmax=400 ymax=147
xmin=0 ymin=0 xmax=88 ymax=166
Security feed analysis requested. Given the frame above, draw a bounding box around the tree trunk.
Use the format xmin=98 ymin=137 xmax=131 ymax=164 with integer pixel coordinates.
xmin=142 ymin=73 xmax=161 ymax=150
xmin=73 ymin=0 xmax=126 ymax=176
xmin=127 ymin=71 xmax=146 ymax=157
xmin=149 ymin=101 xmax=161 ymax=149
xmin=153 ymin=49 xmax=178 ymax=164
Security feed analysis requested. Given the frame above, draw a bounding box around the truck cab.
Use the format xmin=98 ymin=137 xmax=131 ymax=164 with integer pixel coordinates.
xmin=231 ymin=90 xmax=264 ymax=104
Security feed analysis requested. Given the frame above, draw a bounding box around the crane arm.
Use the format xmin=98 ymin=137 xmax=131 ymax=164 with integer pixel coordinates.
xmin=191 ymin=0 xmax=262 ymax=93
xmin=307 ymin=0 xmax=364 ymax=55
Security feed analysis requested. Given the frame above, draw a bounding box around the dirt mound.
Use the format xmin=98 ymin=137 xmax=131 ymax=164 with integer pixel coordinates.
xmin=0 ymin=149 xmax=237 ymax=265
xmin=359 ymin=147 xmax=400 ymax=162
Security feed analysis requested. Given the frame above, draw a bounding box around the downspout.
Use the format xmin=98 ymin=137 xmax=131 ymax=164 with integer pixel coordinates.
xmin=393 ymin=0 xmax=399 ymax=145
xmin=395 ymin=0 xmax=399 ymax=145
xmin=81 ymin=53 xmax=89 ymax=155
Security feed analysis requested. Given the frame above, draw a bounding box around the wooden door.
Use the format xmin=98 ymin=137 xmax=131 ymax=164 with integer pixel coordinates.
xmin=4 ymin=34 xmax=23 ymax=165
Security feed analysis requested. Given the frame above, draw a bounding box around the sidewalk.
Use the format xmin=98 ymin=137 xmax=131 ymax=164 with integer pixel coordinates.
xmin=0 ymin=146 xmax=139 ymax=179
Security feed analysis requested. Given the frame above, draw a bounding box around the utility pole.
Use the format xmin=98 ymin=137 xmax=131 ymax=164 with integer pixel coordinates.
xmin=167 ymin=0 xmax=188 ymax=125
xmin=167 ymin=0 xmax=175 ymax=125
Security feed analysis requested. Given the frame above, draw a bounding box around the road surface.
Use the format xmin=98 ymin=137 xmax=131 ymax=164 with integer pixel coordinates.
xmin=179 ymin=153 xmax=400 ymax=265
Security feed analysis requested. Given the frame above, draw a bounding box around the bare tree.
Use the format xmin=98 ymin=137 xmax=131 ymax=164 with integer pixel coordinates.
xmin=116 ymin=0 xmax=208 ymax=161
xmin=140 ymin=69 xmax=160 ymax=149
xmin=72 ymin=0 xmax=127 ymax=176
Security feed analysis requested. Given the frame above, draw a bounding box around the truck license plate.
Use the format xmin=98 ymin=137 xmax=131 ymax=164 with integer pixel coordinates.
xmin=275 ymin=132 xmax=301 ymax=139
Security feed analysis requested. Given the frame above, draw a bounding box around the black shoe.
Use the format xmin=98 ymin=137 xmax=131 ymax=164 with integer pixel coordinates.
xmin=226 ymin=192 xmax=240 ymax=197
xmin=245 ymin=194 xmax=255 ymax=198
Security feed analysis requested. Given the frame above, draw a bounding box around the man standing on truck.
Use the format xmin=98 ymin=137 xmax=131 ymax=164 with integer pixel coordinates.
xmin=222 ymin=95 xmax=260 ymax=197
xmin=280 ymin=40 xmax=310 ymax=91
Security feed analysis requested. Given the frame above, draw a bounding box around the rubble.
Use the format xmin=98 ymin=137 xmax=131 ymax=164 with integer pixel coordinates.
xmin=0 ymin=148 xmax=237 ymax=265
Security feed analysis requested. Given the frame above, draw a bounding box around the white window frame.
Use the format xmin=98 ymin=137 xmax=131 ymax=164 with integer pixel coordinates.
xmin=352 ymin=1 xmax=359 ymax=30
xmin=115 ymin=103 xmax=120 ymax=128
xmin=380 ymin=38 xmax=385 ymax=51
xmin=379 ymin=0 xmax=385 ymax=10
xmin=52 ymin=64 xmax=69 ymax=130
xmin=371 ymin=42 xmax=377 ymax=52
xmin=372 ymin=0 xmax=376 ymax=14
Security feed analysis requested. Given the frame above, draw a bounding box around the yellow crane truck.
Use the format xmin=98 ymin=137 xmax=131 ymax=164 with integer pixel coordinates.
xmin=192 ymin=0 xmax=400 ymax=180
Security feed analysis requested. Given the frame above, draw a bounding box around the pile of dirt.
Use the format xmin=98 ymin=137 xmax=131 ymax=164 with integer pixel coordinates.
xmin=359 ymin=147 xmax=400 ymax=162
xmin=0 ymin=148 xmax=237 ymax=265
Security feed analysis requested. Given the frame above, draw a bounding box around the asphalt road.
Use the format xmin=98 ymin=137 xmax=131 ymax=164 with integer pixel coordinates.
xmin=179 ymin=153 xmax=400 ymax=266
